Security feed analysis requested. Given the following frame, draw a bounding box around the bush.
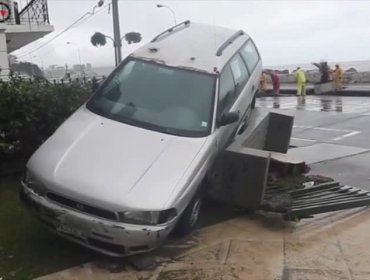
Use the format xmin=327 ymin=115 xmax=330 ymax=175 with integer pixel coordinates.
xmin=0 ymin=77 xmax=90 ymax=162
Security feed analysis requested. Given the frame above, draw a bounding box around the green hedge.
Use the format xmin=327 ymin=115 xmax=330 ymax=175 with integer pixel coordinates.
xmin=0 ymin=77 xmax=90 ymax=164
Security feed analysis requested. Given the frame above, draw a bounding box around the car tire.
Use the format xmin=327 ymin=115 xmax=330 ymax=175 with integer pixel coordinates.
xmin=174 ymin=193 xmax=202 ymax=237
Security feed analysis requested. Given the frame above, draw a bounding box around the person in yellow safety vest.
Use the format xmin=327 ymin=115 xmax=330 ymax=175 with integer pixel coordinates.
xmin=294 ymin=67 xmax=306 ymax=96
xmin=333 ymin=64 xmax=343 ymax=91
xmin=259 ymin=72 xmax=268 ymax=92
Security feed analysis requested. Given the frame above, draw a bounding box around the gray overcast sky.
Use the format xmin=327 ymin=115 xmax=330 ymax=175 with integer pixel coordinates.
xmin=12 ymin=0 xmax=370 ymax=68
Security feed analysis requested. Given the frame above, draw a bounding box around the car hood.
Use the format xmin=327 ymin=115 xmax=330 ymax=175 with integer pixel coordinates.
xmin=28 ymin=106 xmax=208 ymax=211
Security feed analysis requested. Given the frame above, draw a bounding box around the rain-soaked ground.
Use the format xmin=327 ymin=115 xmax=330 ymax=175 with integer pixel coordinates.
xmin=257 ymin=95 xmax=370 ymax=189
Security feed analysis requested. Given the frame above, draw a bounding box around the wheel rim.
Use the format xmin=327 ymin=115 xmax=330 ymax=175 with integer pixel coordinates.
xmin=189 ymin=198 xmax=201 ymax=227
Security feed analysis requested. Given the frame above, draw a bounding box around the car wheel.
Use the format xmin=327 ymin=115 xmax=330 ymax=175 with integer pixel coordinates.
xmin=174 ymin=193 xmax=202 ymax=237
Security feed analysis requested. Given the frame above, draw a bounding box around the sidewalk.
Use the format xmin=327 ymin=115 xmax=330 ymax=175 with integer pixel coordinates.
xmin=38 ymin=208 xmax=370 ymax=280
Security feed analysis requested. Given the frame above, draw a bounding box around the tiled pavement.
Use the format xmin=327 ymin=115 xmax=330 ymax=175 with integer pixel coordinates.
xmin=38 ymin=208 xmax=370 ymax=280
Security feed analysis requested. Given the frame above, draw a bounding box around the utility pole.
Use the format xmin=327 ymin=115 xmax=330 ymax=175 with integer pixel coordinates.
xmin=112 ymin=0 xmax=122 ymax=66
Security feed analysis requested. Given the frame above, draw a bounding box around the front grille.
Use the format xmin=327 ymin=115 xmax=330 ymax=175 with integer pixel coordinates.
xmin=46 ymin=192 xmax=118 ymax=221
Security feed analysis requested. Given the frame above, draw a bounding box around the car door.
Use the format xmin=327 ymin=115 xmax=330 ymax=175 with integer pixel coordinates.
xmin=215 ymin=54 xmax=250 ymax=150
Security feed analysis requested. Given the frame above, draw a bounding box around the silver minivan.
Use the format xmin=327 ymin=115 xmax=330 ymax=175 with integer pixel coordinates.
xmin=20 ymin=21 xmax=262 ymax=256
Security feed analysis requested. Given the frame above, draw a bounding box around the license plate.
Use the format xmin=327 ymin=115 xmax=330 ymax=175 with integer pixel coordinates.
xmin=56 ymin=224 xmax=84 ymax=238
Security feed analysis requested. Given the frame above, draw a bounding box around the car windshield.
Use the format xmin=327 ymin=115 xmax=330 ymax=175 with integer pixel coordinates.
xmin=87 ymin=59 xmax=216 ymax=137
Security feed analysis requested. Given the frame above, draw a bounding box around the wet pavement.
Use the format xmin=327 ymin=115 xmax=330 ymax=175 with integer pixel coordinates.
xmin=38 ymin=209 xmax=370 ymax=280
xmin=257 ymin=95 xmax=370 ymax=189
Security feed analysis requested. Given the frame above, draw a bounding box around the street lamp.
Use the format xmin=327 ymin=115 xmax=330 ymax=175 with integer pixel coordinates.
xmin=66 ymin=42 xmax=83 ymax=77
xmin=156 ymin=4 xmax=177 ymax=25
xmin=91 ymin=32 xmax=142 ymax=66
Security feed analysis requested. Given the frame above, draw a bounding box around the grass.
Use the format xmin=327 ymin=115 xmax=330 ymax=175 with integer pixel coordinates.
xmin=0 ymin=177 xmax=99 ymax=280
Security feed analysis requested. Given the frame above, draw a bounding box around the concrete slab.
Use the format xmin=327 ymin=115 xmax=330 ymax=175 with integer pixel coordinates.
xmin=233 ymin=108 xmax=294 ymax=153
xmin=287 ymin=143 xmax=368 ymax=164
xmin=207 ymin=147 xmax=270 ymax=209
xmin=38 ymin=209 xmax=370 ymax=280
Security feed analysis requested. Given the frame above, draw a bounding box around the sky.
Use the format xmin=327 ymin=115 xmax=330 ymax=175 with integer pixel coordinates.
xmin=12 ymin=0 xmax=370 ymax=68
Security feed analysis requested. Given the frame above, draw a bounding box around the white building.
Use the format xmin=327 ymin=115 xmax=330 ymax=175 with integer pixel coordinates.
xmin=0 ymin=0 xmax=53 ymax=79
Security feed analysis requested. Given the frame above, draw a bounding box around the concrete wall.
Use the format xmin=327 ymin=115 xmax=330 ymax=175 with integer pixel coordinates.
xmin=206 ymin=147 xmax=271 ymax=210
xmin=206 ymin=109 xmax=294 ymax=209
xmin=0 ymin=24 xmax=10 ymax=80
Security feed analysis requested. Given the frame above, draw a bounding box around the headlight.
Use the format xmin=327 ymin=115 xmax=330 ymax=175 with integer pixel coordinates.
xmin=21 ymin=169 xmax=47 ymax=196
xmin=118 ymin=209 xmax=177 ymax=225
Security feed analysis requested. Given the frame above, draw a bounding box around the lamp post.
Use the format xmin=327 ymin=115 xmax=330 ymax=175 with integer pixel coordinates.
xmin=156 ymin=4 xmax=177 ymax=25
xmin=91 ymin=0 xmax=142 ymax=66
xmin=111 ymin=0 xmax=122 ymax=66
xmin=66 ymin=42 xmax=83 ymax=77
xmin=92 ymin=0 xmax=122 ymax=66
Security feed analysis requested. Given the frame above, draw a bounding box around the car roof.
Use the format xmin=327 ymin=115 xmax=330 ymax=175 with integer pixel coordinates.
xmin=131 ymin=21 xmax=250 ymax=75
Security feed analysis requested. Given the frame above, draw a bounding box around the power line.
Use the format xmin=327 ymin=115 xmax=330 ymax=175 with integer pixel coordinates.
xmin=16 ymin=1 xmax=111 ymax=59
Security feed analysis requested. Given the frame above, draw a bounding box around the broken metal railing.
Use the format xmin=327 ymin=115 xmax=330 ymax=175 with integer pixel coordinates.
xmin=263 ymin=181 xmax=370 ymax=220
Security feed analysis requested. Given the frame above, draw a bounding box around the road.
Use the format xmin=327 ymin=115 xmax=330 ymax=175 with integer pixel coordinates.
xmin=257 ymin=95 xmax=370 ymax=189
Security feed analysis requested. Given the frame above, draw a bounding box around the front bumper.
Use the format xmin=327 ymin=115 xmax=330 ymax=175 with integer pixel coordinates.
xmin=19 ymin=184 xmax=175 ymax=257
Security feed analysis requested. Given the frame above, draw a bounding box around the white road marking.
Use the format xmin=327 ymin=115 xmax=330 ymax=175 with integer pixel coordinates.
xmin=331 ymin=131 xmax=361 ymax=141
xmin=291 ymin=137 xmax=317 ymax=142
xmin=293 ymin=125 xmax=361 ymax=142
xmin=293 ymin=125 xmax=352 ymax=133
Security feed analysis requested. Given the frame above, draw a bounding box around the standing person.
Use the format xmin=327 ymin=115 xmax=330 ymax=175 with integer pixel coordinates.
xmin=333 ymin=64 xmax=343 ymax=90
xmin=270 ymin=71 xmax=280 ymax=95
xmin=294 ymin=67 xmax=306 ymax=96
xmin=259 ymin=72 xmax=268 ymax=92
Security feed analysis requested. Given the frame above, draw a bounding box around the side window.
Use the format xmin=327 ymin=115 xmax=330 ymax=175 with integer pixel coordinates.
xmin=240 ymin=40 xmax=260 ymax=73
xmin=218 ymin=65 xmax=236 ymax=114
xmin=229 ymin=53 xmax=250 ymax=95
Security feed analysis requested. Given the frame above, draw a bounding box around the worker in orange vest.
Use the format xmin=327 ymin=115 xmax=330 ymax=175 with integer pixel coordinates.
xmin=259 ymin=72 xmax=268 ymax=92
xmin=333 ymin=64 xmax=343 ymax=90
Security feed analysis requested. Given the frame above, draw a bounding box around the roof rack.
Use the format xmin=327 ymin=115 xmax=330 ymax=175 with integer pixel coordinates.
xmin=216 ymin=30 xmax=245 ymax=56
xmin=151 ymin=20 xmax=191 ymax=43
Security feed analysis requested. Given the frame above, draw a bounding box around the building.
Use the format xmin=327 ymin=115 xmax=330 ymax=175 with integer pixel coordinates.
xmin=0 ymin=0 xmax=53 ymax=80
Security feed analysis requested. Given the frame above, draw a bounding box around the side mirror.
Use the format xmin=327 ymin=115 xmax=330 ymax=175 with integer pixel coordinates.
xmin=219 ymin=112 xmax=239 ymax=126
